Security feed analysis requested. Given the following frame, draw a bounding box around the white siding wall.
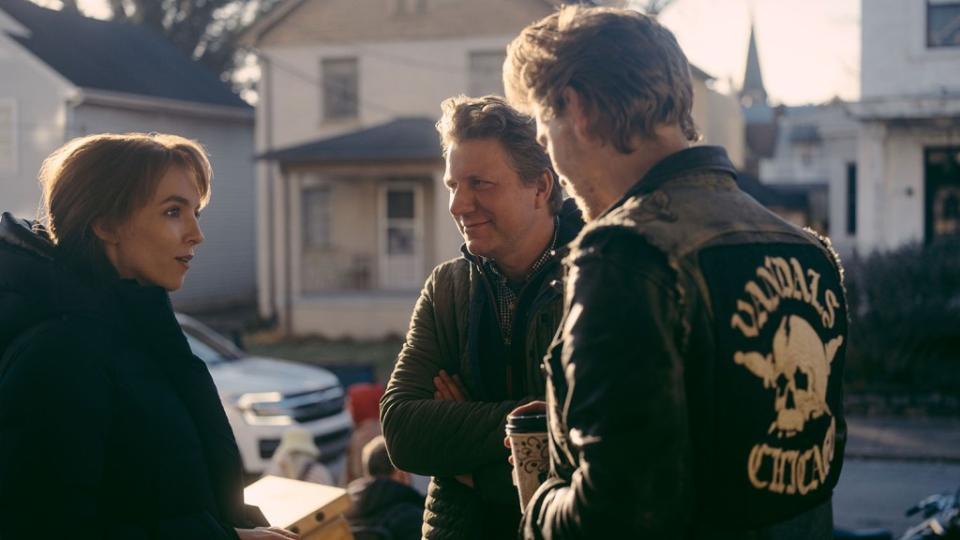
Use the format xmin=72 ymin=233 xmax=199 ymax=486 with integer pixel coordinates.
xmin=825 ymin=132 xmax=860 ymax=257
xmin=701 ymin=87 xmax=746 ymax=170
xmin=761 ymin=106 xmax=859 ymax=186
xmin=862 ymin=0 xmax=960 ymax=98
xmin=855 ymin=122 xmax=960 ymax=253
xmin=70 ymin=104 xmax=257 ymax=310
xmin=0 ymin=30 xmax=72 ymax=219
xmin=758 ymin=104 xmax=859 ymax=255
xmin=258 ymin=35 xmax=514 ymax=149
xmin=691 ymin=77 xmax=745 ymax=170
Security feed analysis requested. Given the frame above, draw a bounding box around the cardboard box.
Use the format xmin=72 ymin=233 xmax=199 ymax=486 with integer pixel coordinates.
xmin=244 ymin=476 xmax=353 ymax=539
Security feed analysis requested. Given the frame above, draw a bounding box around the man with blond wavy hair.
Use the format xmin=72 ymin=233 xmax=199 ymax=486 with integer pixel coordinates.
xmin=504 ymin=5 xmax=848 ymax=539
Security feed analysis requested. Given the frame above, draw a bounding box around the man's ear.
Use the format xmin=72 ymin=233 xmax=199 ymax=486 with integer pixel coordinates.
xmin=562 ymin=87 xmax=591 ymax=143
xmin=92 ymin=219 xmax=119 ymax=245
xmin=534 ymin=169 xmax=554 ymax=210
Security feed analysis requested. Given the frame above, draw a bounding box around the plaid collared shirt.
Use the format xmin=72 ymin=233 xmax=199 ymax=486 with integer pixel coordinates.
xmin=484 ymin=218 xmax=560 ymax=346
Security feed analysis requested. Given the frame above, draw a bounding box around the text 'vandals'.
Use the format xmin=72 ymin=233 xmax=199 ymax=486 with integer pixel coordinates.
xmin=731 ymin=256 xmax=840 ymax=338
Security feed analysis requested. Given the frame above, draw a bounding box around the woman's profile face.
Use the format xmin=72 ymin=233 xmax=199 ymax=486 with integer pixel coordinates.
xmin=105 ymin=166 xmax=205 ymax=291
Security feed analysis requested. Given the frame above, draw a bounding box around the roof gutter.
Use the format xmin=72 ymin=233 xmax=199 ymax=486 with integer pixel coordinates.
xmin=848 ymin=93 xmax=960 ymax=121
xmin=70 ymin=88 xmax=254 ymax=123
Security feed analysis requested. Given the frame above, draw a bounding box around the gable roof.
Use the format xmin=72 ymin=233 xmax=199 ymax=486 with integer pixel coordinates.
xmin=260 ymin=117 xmax=441 ymax=164
xmin=0 ymin=0 xmax=249 ymax=110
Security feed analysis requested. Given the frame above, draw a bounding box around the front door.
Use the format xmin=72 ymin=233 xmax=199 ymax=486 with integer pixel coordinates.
xmin=379 ymin=181 xmax=424 ymax=290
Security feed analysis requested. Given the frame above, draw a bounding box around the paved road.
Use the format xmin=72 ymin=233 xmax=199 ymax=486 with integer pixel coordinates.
xmin=833 ymin=458 xmax=960 ymax=535
xmin=846 ymin=417 xmax=960 ymax=462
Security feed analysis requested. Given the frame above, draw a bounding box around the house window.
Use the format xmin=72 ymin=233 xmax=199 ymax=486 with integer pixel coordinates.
xmin=0 ymin=99 xmax=16 ymax=171
xmin=380 ymin=181 xmax=424 ymax=290
xmin=846 ymin=162 xmax=857 ymax=235
xmin=322 ymin=58 xmax=358 ymax=121
xmin=468 ymin=51 xmax=506 ymax=97
xmin=303 ymin=186 xmax=331 ymax=249
xmin=927 ymin=1 xmax=960 ymax=48
xmin=386 ymin=190 xmax=416 ymax=255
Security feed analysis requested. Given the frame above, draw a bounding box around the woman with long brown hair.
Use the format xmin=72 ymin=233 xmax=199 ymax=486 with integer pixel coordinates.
xmin=0 ymin=133 xmax=296 ymax=540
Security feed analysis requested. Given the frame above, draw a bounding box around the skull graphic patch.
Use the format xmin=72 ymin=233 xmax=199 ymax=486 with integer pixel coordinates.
xmin=735 ymin=316 xmax=843 ymax=438
xmin=698 ymin=242 xmax=847 ymax=511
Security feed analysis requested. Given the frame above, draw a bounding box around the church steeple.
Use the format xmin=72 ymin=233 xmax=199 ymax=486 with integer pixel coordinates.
xmin=740 ymin=22 xmax=767 ymax=107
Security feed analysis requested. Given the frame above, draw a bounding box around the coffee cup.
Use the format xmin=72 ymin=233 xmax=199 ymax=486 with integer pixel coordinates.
xmin=505 ymin=411 xmax=549 ymax=511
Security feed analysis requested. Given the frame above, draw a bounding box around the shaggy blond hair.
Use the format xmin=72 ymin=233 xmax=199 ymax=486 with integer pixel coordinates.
xmin=504 ymin=5 xmax=699 ymax=153
xmin=437 ymin=94 xmax=562 ymax=214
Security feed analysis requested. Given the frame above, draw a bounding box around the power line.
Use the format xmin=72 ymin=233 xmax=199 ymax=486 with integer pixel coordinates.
xmin=245 ymin=46 xmax=408 ymax=116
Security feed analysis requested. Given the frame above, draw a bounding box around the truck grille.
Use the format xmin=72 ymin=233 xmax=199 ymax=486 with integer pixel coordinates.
xmin=258 ymin=427 xmax=352 ymax=460
xmin=288 ymin=388 xmax=345 ymax=423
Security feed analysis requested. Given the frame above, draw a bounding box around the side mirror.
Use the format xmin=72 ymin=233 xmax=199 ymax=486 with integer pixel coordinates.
xmin=232 ymin=330 xmax=246 ymax=352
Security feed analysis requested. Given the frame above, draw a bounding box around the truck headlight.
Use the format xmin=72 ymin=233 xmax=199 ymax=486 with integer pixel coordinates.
xmin=235 ymin=391 xmax=294 ymax=426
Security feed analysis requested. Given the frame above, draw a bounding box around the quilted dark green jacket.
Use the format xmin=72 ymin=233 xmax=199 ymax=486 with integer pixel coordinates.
xmin=381 ymin=201 xmax=582 ymax=539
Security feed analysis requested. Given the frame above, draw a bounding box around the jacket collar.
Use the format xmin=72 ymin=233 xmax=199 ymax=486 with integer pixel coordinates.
xmin=599 ymin=145 xmax=737 ymax=220
xmin=0 ymin=212 xmax=56 ymax=261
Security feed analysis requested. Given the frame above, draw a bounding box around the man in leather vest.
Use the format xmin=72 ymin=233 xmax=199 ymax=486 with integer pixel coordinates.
xmin=503 ymin=6 xmax=848 ymax=539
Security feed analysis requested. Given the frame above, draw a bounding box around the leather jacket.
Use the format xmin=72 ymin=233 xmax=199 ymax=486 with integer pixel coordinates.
xmin=522 ymin=147 xmax=848 ymax=539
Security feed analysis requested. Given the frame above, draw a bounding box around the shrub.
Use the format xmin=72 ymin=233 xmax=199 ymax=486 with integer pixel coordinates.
xmin=843 ymin=238 xmax=960 ymax=394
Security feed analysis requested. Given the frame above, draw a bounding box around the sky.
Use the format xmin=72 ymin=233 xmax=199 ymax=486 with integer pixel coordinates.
xmin=64 ymin=0 xmax=861 ymax=107
xmin=657 ymin=0 xmax=860 ymax=105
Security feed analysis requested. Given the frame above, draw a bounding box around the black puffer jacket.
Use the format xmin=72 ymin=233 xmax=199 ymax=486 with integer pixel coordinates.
xmin=346 ymin=478 xmax=424 ymax=540
xmin=0 ymin=213 xmax=265 ymax=539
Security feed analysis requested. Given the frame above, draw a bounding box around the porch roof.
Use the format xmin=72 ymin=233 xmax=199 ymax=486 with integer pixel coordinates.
xmin=736 ymin=172 xmax=819 ymax=210
xmin=259 ymin=117 xmax=442 ymax=164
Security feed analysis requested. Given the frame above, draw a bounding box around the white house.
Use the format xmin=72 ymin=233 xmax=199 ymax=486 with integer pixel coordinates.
xmin=0 ymin=0 xmax=256 ymax=311
xmin=758 ymin=102 xmax=860 ymax=256
xmin=245 ymin=0 xmax=745 ymax=338
xmin=850 ymin=0 xmax=960 ymax=253
xmin=742 ymin=21 xmax=860 ymax=246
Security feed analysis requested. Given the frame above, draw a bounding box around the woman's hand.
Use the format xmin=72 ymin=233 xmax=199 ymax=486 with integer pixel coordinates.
xmin=235 ymin=526 xmax=300 ymax=539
